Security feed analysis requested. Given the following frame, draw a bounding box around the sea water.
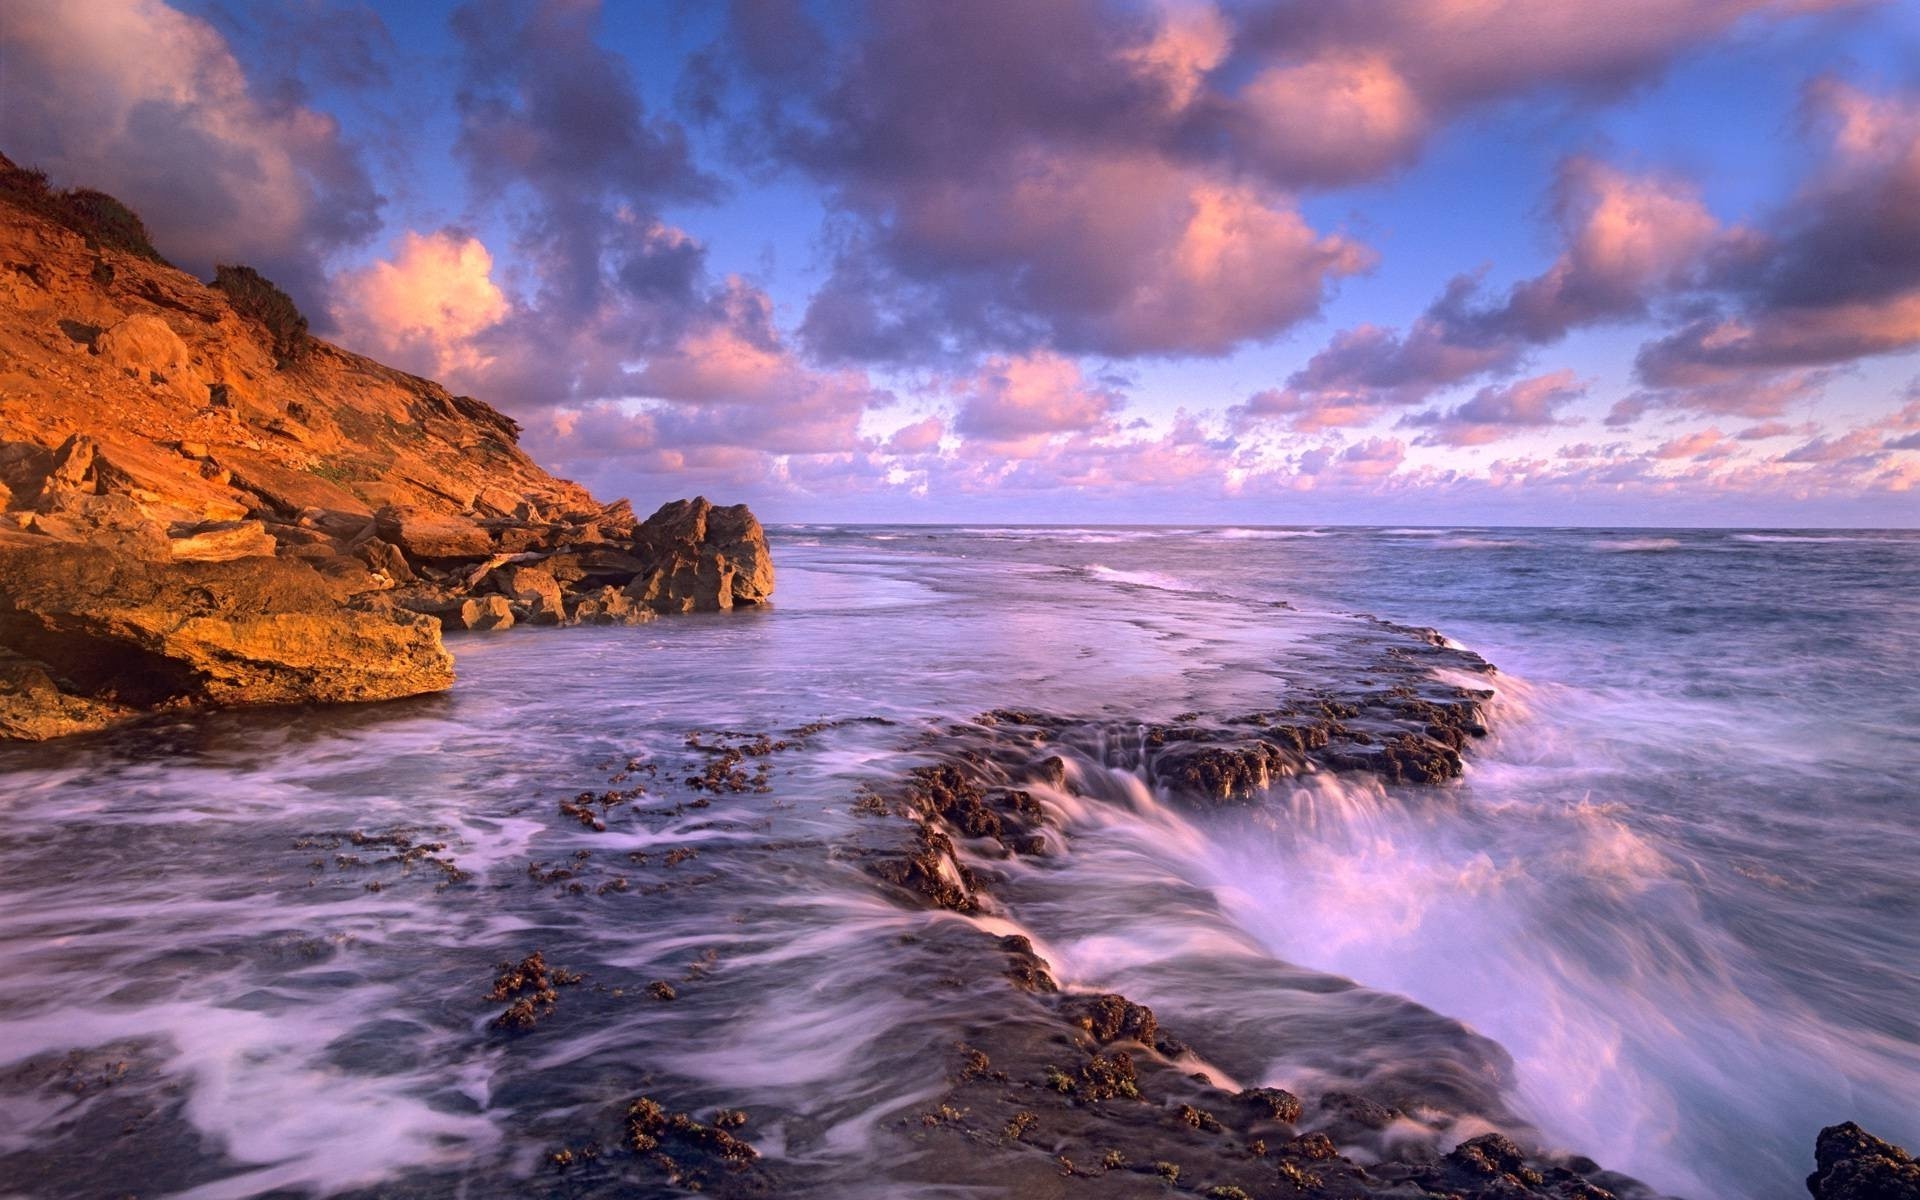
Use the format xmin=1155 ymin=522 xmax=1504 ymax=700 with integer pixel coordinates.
xmin=0 ymin=526 xmax=1913 ymax=1198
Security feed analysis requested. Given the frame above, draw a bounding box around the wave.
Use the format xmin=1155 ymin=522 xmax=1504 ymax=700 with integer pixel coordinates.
xmin=1590 ymin=537 xmax=1683 ymax=552
xmin=1430 ymin=537 xmax=1522 ymax=550
xmin=1084 ymin=564 xmax=1200 ymax=593
xmin=1208 ymin=528 xmax=1329 ymax=540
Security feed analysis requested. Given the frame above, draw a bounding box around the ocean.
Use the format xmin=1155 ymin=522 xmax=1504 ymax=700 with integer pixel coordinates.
xmin=0 ymin=526 xmax=1914 ymax=1199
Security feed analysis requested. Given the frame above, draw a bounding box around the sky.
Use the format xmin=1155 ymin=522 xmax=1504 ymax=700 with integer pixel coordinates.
xmin=3 ymin=0 xmax=1919 ymax=526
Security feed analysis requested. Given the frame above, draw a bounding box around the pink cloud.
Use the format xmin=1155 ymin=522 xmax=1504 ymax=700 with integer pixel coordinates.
xmin=1628 ymin=80 xmax=1920 ymax=412
xmin=332 ymin=229 xmax=509 ymax=380
xmin=954 ymin=353 xmax=1126 ymax=442
xmin=1241 ymin=157 xmax=1727 ymax=430
xmin=884 ymin=416 xmax=946 ymax=455
xmin=1653 ymin=428 xmax=1729 ymax=459
xmin=1401 ymin=369 xmax=1587 ymax=446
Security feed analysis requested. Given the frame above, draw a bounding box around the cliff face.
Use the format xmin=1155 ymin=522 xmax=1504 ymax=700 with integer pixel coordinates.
xmin=0 ymin=156 xmax=772 ymax=740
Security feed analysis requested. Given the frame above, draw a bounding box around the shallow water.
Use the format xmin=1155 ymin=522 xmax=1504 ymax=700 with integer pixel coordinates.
xmin=0 ymin=526 xmax=1914 ymax=1199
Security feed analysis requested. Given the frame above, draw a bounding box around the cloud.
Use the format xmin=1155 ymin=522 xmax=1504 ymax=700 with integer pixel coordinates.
xmin=1235 ymin=2 xmax=1842 ymax=119
xmin=1400 ymin=370 xmax=1587 ymax=445
xmin=1627 ymin=79 xmax=1920 ymax=411
xmin=1652 ymin=427 xmax=1729 ymax=459
xmin=1736 ymin=420 xmax=1805 ymax=440
xmin=709 ymin=1 xmax=1419 ymax=362
xmin=0 ymin=0 xmax=382 ymax=313
xmin=320 ymin=0 xmax=896 ymax=504
xmin=331 ymin=229 xmax=509 ymax=378
xmin=884 ymin=416 xmax=946 ymax=455
xmin=1241 ymin=158 xmax=1724 ymax=429
xmin=693 ymin=0 xmax=1849 ymax=373
xmin=955 ymin=353 xmax=1125 ymax=442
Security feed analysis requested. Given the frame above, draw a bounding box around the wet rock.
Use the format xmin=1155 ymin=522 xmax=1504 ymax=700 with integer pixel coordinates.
xmin=1063 ymin=993 xmax=1160 ymax=1048
xmin=568 ymin=584 xmax=655 ymax=626
xmin=625 ymin=1094 xmax=761 ymax=1184
xmin=870 ymin=825 xmax=978 ymax=913
xmin=487 ymin=950 xmax=581 ymax=1031
xmin=1318 ymin=1090 xmax=1403 ymax=1137
xmin=999 ymin=934 xmax=1058 ymax=993
xmin=1807 ymin=1123 xmax=1920 ymax=1200
xmin=0 ymin=652 xmax=132 ymax=741
xmin=1235 ymin=1087 xmax=1304 ymax=1125
xmin=1448 ymin=1131 xmax=1529 ymax=1177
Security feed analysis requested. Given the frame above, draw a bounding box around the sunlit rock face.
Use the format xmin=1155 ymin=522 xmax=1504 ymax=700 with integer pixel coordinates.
xmin=0 ymin=156 xmax=772 ymax=740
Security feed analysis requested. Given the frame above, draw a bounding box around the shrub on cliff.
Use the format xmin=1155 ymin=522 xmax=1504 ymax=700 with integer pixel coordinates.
xmin=0 ymin=154 xmax=166 ymax=263
xmin=211 ymin=264 xmax=310 ymax=367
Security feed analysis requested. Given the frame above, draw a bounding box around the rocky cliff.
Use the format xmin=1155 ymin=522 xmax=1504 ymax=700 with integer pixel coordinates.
xmin=0 ymin=155 xmax=772 ymax=740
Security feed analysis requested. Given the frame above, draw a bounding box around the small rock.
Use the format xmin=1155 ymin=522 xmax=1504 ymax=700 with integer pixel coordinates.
xmin=454 ymin=594 xmax=515 ymax=632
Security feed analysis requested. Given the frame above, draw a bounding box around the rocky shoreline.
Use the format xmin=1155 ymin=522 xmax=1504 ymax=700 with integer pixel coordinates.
xmin=0 ymin=154 xmax=771 ymax=741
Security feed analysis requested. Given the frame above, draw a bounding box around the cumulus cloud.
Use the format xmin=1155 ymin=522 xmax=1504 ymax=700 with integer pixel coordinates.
xmin=332 ymin=229 xmax=508 ymax=378
xmin=1652 ymin=428 xmax=1729 ymax=459
xmin=710 ymin=1 xmax=1392 ymax=362
xmin=1234 ymin=2 xmax=1834 ymax=124
xmin=0 ymin=0 xmax=382 ymax=313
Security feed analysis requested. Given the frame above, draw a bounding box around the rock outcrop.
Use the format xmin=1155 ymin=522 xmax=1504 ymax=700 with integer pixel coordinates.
xmin=0 ymin=154 xmax=773 ymax=740
xmin=1808 ymin=1123 xmax=1920 ymax=1200
xmin=0 ymin=545 xmax=452 ymax=740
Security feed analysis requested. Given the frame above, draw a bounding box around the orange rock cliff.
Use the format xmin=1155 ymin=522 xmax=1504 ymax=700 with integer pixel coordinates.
xmin=0 ymin=153 xmax=772 ymax=741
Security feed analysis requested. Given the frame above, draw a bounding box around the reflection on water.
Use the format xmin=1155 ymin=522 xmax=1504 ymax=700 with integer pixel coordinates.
xmin=0 ymin=526 xmax=1915 ymax=1199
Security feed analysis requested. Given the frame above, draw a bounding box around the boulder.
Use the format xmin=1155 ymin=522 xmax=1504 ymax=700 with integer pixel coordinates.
xmin=706 ymin=502 xmax=775 ymax=603
xmin=1808 ymin=1123 xmax=1920 ymax=1200
xmin=631 ymin=496 xmax=774 ymax=611
xmin=374 ymin=503 xmax=493 ymax=561
xmin=495 ymin=565 xmax=563 ymax=625
xmin=26 ymin=490 xmax=169 ymax=558
xmin=94 ymin=314 xmax=196 ymax=393
xmin=0 ymin=544 xmax=452 ymax=738
xmin=0 ymin=653 xmax=134 ymax=741
xmin=36 ymin=432 xmax=98 ymax=500
xmin=625 ymin=555 xmax=734 ymax=614
xmin=451 ymin=594 xmax=515 ymax=632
